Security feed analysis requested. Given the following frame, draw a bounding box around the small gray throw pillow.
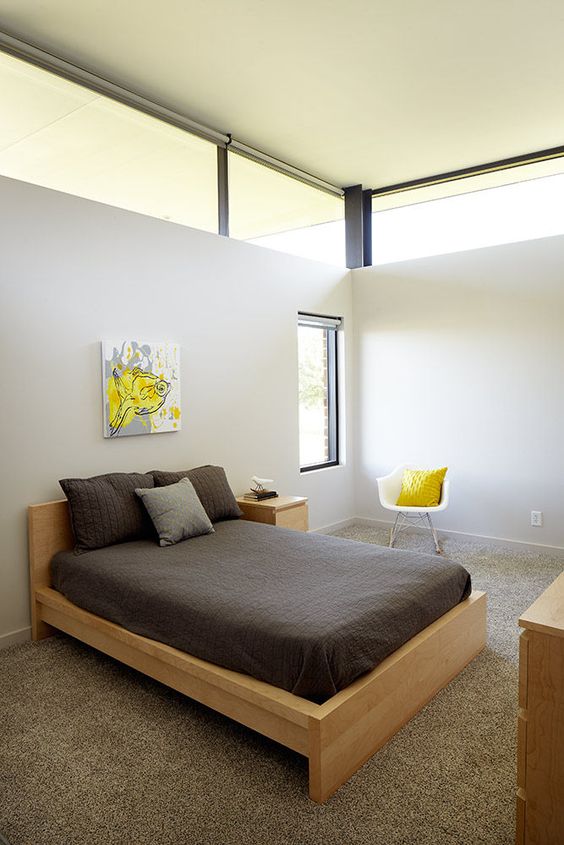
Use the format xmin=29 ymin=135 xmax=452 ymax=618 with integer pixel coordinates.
xmin=135 ymin=477 xmax=214 ymax=546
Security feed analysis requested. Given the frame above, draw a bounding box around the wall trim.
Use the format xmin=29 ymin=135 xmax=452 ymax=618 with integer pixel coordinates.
xmin=310 ymin=517 xmax=358 ymax=534
xmin=0 ymin=626 xmax=31 ymax=649
xmin=318 ymin=516 xmax=564 ymax=557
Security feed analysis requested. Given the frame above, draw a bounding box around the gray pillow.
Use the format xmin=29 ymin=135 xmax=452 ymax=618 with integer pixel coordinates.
xmin=59 ymin=472 xmax=155 ymax=552
xmin=135 ymin=477 xmax=214 ymax=546
xmin=149 ymin=465 xmax=242 ymax=523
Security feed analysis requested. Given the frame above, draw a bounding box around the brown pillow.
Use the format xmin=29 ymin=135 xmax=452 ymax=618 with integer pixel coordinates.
xmin=149 ymin=465 xmax=242 ymax=523
xmin=59 ymin=472 xmax=155 ymax=552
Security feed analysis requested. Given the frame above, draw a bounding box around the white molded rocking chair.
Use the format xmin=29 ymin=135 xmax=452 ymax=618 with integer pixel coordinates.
xmin=376 ymin=464 xmax=449 ymax=554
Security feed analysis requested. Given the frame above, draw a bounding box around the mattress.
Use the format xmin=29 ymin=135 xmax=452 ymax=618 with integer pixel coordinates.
xmin=51 ymin=520 xmax=471 ymax=701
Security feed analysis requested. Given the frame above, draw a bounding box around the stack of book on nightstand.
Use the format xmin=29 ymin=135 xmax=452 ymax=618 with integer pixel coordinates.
xmin=243 ymin=489 xmax=278 ymax=501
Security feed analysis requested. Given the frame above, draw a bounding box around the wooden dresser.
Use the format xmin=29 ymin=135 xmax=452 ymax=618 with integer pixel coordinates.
xmin=517 ymin=571 xmax=564 ymax=844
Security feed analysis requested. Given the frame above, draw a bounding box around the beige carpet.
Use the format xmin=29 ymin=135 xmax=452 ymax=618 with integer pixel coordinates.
xmin=1 ymin=526 xmax=562 ymax=845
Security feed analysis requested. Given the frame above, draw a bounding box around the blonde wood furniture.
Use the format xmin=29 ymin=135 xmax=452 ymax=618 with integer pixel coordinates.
xmin=236 ymin=495 xmax=309 ymax=532
xmin=516 ymin=572 xmax=564 ymax=844
xmin=29 ymin=499 xmax=486 ymax=803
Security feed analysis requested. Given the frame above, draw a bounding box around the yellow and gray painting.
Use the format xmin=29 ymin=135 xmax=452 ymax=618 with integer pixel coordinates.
xmin=102 ymin=341 xmax=181 ymax=437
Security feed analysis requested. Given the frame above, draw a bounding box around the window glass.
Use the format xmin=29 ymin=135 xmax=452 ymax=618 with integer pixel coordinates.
xmin=372 ymin=168 xmax=564 ymax=265
xmin=229 ymin=151 xmax=345 ymax=265
xmin=371 ymin=156 xmax=564 ymax=211
xmin=248 ymin=219 xmax=346 ymax=267
xmin=0 ymin=52 xmax=218 ymax=232
xmin=298 ymin=315 xmax=340 ymax=471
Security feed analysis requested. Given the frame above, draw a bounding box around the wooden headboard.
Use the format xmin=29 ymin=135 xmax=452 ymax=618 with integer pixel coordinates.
xmin=28 ymin=499 xmax=73 ymax=597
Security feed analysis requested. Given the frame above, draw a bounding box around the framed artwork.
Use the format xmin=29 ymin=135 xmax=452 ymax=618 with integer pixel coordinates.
xmin=101 ymin=340 xmax=181 ymax=438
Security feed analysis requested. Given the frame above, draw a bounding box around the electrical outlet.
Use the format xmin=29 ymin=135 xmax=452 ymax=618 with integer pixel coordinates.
xmin=531 ymin=511 xmax=543 ymax=527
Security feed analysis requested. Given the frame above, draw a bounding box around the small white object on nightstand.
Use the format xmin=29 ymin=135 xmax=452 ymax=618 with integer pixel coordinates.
xmin=251 ymin=476 xmax=274 ymax=493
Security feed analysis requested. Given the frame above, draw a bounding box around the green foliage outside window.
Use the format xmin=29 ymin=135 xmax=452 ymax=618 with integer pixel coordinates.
xmin=298 ymin=327 xmax=326 ymax=410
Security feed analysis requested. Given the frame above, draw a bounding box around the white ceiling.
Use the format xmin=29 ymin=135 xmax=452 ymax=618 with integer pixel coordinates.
xmin=0 ymin=0 xmax=563 ymax=189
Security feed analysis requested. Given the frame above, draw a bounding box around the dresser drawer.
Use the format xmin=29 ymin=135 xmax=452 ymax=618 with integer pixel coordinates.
xmin=519 ymin=632 xmax=529 ymax=710
xmin=516 ymin=788 xmax=526 ymax=845
xmin=517 ymin=710 xmax=527 ymax=791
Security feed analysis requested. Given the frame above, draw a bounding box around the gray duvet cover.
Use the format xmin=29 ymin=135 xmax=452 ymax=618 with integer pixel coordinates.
xmin=51 ymin=520 xmax=471 ymax=701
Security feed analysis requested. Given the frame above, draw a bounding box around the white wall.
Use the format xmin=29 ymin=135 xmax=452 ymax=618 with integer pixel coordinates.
xmin=352 ymin=236 xmax=564 ymax=549
xmin=5 ymin=174 xmax=564 ymax=647
xmin=0 ymin=176 xmax=354 ymax=644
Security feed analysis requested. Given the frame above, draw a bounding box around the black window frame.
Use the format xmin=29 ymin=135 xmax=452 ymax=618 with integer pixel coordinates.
xmin=298 ymin=312 xmax=341 ymax=473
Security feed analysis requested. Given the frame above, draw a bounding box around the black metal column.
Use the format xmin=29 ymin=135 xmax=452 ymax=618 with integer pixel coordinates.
xmin=344 ymin=184 xmax=363 ymax=269
xmin=362 ymin=189 xmax=372 ymax=266
xmin=217 ymin=146 xmax=229 ymax=236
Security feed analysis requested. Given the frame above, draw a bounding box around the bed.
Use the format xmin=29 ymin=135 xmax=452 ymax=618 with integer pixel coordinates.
xmin=29 ymin=499 xmax=487 ymax=802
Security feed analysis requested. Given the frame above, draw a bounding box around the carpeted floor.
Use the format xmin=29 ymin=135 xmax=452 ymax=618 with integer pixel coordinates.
xmin=1 ymin=526 xmax=562 ymax=845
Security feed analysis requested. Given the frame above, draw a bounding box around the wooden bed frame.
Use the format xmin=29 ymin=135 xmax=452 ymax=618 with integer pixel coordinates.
xmin=28 ymin=499 xmax=487 ymax=803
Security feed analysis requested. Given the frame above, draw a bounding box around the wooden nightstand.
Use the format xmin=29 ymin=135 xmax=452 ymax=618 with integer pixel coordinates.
xmin=236 ymin=495 xmax=309 ymax=532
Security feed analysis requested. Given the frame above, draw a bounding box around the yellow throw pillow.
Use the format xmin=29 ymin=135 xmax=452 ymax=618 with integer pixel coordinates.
xmin=396 ymin=467 xmax=448 ymax=508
